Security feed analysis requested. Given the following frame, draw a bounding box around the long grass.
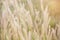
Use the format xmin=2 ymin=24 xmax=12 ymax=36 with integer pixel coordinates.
xmin=0 ymin=0 xmax=60 ymax=40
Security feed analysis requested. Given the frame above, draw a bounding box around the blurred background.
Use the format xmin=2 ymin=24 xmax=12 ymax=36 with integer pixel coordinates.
xmin=0 ymin=0 xmax=60 ymax=40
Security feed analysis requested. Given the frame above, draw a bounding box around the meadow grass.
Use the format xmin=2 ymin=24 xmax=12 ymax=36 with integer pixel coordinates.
xmin=0 ymin=0 xmax=60 ymax=40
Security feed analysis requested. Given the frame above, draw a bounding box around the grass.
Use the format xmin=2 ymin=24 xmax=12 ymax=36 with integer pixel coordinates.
xmin=0 ymin=0 xmax=60 ymax=40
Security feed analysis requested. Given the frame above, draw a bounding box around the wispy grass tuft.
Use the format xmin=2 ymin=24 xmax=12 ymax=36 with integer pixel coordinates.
xmin=0 ymin=0 xmax=60 ymax=40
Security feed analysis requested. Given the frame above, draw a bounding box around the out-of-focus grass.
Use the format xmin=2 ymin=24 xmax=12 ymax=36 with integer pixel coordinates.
xmin=0 ymin=0 xmax=60 ymax=40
